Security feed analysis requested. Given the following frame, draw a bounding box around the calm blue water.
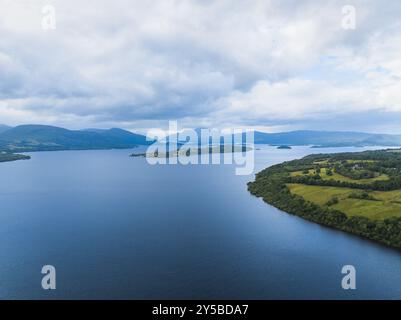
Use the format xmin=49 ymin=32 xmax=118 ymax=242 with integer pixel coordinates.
xmin=0 ymin=146 xmax=400 ymax=299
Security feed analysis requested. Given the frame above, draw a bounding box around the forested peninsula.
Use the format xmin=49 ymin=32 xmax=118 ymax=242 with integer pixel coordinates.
xmin=248 ymin=149 xmax=401 ymax=249
xmin=0 ymin=153 xmax=30 ymax=163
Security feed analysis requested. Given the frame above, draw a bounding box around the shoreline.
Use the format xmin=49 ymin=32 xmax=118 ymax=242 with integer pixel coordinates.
xmin=248 ymin=183 xmax=401 ymax=251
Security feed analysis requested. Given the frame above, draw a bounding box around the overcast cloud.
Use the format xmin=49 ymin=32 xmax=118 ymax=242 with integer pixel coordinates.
xmin=1 ymin=0 xmax=401 ymax=133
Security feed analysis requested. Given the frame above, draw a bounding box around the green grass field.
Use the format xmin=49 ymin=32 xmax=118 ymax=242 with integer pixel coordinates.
xmin=290 ymin=167 xmax=389 ymax=184
xmin=287 ymin=183 xmax=401 ymax=220
xmin=312 ymin=159 xmax=329 ymax=165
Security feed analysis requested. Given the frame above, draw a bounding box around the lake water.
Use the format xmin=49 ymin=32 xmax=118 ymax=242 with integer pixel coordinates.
xmin=0 ymin=146 xmax=400 ymax=299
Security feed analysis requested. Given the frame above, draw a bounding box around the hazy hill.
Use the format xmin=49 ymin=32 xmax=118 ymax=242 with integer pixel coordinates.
xmin=252 ymin=130 xmax=401 ymax=147
xmin=167 ymin=129 xmax=401 ymax=147
xmin=0 ymin=125 xmax=152 ymax=152
xmin=0 ymin=124 xmax=11 ymax=134
xmin=1 ymin=125 xmax=401 ymax=152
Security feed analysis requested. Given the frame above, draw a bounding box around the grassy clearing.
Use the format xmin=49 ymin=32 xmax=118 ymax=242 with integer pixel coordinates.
xmin=290 ymin=167 xmax=389 ymax=184
xmin=287 ymin=184 xmax=354 ymax=206
xmin=313 ymin=159 xmax=329 ymax=165
xmin=287 ymin=183 xmax=401 ymax=220
xmin=345 ymin=159 xmax=377 ymax=164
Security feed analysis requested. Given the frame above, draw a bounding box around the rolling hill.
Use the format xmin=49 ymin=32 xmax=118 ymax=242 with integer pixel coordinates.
xmin=0 ymin=125 xmax=153 ymax=152
xmin=170 ymin=129 xmax=401 ymax=147
xmin=0 ymin=124 xmax=11 ymax=134
xmin=252 ymin=130 xmax=401 ymax=147
xmin=1 ymin=125 xmax=401 ymax=153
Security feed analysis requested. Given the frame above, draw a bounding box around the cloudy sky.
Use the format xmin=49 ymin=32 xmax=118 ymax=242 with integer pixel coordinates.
xmin=1 ymin=0 xmax=401 ymax=133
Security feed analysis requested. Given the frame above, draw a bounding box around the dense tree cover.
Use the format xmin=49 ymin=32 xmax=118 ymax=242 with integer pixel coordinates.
xmin=334 ymin=164 xmax=375 ymax=179
xmin=348 ymin=191 xmax=379 ymax=201
xmin=248 ymin=149 xmax=401 ymax=249
xmin=326 ymin=196 xmax=339 ymax=206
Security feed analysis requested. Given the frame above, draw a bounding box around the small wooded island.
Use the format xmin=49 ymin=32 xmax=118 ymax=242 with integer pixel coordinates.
xmin=131 ymin=145 xmax=252 ymax=158
xmin=277 ymin=145 xmax=292 ymax=149
xmin=248 ymin=149 xmax=401 ymax=249
xmin=0 ymin=152 xmax=30 ymax=163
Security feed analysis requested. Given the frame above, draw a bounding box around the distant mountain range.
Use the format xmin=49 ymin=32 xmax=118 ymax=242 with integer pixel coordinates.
xmin=252 ymin=130 xmax=401 ymax=147
xmin=170 ymin=128 xmax=401 ymax=147
xmin=1 ymin=125 xmax=401 ymax=153
xmin=0 ymin=125 xmax=153 ymax=152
